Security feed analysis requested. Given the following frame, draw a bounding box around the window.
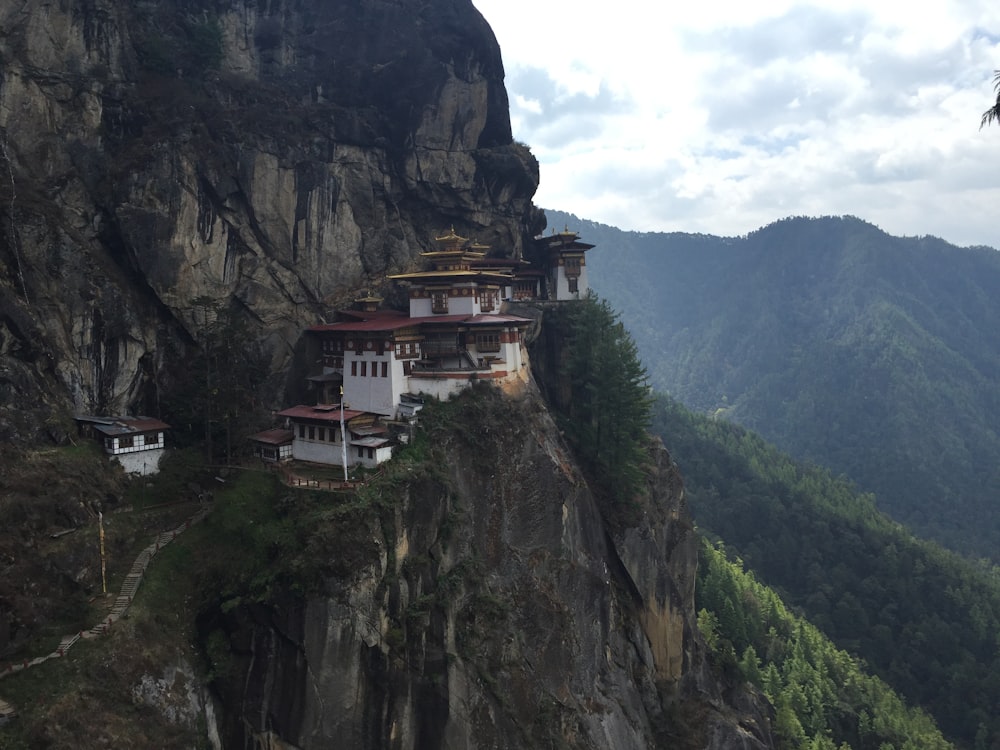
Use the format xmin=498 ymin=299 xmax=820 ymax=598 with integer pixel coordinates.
xmin=477 ymin=333 xmax=501 ymax=352
xmin=308 ymin=426 xmax=315 ymax=440
xmin=318 ymin=427 xmax=326 ymax=441
xmin=119 ymin=436 xmax=134 ymax=449
xmin=367 ymin=448 xmax=374 ymax=459
xmin=403 ymin=361 xmax=412 ymax=376
xmin=480 ymin=291 xmax=496 ymax=312
xmin=351 ymin=361 xmax=357 ymax=376
xmin=431 ymin=291 xmax=448 ymax=314
xmin=357 ymin=446 xmax=364 ymax=458
xmin=381 ymin=362 xmax=388 ymax=377
xmin=568 ymin=277 xmax=579 ymax=293
xmin=361 ymin=361 xmax=367 ymax=377
xmin=299 ymin=424 xmax=305 ymax=438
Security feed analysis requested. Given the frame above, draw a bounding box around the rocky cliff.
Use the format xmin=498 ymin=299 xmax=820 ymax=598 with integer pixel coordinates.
xmin=204 ymin=379 xmax=773 ymax=750
xmin=0 ymin=0 xmax=540 ymax=441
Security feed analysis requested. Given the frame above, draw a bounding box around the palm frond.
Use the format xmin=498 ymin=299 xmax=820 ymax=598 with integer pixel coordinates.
xmin=980 ymin=70 xmax=1000 ymax=130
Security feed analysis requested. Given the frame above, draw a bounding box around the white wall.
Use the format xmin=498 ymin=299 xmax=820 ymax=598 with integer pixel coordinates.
xmin=447 ymin=294 xmax=478 ymax=315
xmin=409 ymin=297 xmax=433 ymax=317
xmin=343 ymin=351 xmax=398 ymax=415
xmin=292 ymin=435 xmax=346 ymax=465
xmin=107 ymin=431 xmax=164 ymax=455
xmin=352 ymin=444 xmax=393 ymax=468
xmin=552 ymin=264 xmax=588 ymax=300
xmin=500 ymin=339 xmax=523 ymax=371
xmin=115 ymin=448 xmax=166 ymax=476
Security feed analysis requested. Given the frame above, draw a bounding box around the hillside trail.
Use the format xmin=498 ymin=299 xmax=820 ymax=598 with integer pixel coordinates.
xmin=0 ymin=505 xmax=211 ymax=725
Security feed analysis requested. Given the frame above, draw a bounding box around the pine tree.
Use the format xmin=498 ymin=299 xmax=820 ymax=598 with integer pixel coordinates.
xmin=558 ymin=294 xmax=653 ymax=514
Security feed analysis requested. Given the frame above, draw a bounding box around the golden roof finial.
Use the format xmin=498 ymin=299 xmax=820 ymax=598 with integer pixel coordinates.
xmin=434 ymin=225 xmax=469 ymax=248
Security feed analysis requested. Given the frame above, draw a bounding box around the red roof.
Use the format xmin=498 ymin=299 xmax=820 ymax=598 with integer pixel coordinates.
xmin=310 ymin=312 xmax=531 ymax=333
xmin=277 ymin=405 xmax=365 ymax=422
xmin=308 ymin=317 xmax=419 ymax=333
xmin=76 ymin=415 xmax=170 ymax=437
xmin=249 ymin=428 xmax=294 ymax=445
xmin=409 ymin=313 xmax=533 ymax=327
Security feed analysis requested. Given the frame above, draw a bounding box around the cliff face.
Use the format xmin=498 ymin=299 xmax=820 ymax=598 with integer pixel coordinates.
xmin=0 ymin=0 xmax=540 ymax=440
xmin=204 ymin=349 xmax=773 ymax=749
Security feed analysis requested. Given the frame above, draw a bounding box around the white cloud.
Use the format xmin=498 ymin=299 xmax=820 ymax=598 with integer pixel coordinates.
xmin=473 ymin=0 xmax=1000 ymax=248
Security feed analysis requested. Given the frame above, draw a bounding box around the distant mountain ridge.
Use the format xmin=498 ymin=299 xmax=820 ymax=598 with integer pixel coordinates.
xmin=546 ymin=209 xmax=1000 ymax=558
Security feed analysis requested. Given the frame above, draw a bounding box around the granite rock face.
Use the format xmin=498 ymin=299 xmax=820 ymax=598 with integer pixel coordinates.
xmin=0 ymin=0 xmax=540 ymax=438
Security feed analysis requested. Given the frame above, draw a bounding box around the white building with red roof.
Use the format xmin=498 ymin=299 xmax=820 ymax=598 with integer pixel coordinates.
xmin=74 ymin=415 xmax=171 ymax=476
xmin=256 ymin=225 xmax=593 ymax=472
xmin=273 ymin=404 xmax=393 ymax=468
xmin=248 ymin=428 xmax=294 ymax=463
xmin=307 ymin=228 xmax=534 ymax=418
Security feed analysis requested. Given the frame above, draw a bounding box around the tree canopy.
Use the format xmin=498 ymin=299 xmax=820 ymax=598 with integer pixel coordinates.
xmin=546 ymin=294 xmax=653 ymax=520
xmin=653 ymin=394 xmax=1000 ymax=747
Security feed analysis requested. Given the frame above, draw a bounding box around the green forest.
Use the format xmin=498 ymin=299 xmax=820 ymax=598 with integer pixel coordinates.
xmin=550 ymin=209 xmax=1000 ymax=561
xmin=652 ymin=394 xmax=1000 ymax=748
xmin=697 ymin=540 xmax=952 ymax=750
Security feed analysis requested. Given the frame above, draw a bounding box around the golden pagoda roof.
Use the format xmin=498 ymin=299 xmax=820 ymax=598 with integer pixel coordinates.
xmin=387 ymin=269 xmax=513 ymax=282
xmin=434 ymin=226 xmax=470 ymax=248
xmin=419 ymin=249 xmax=487 ymax=261
xmin=539 ymin=226 xmax=595 ymax=251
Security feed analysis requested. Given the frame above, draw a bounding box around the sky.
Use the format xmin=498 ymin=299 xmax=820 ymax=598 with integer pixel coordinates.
xmin=472 ymin=0 xmax=1000 ymax=248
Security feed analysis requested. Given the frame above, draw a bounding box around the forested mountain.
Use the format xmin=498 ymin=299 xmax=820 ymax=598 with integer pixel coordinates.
xmin=697 ymin=541 xmax=953 ymax=750
xmin=652 ymin=394 xmax=1000 ymax=748
xmin=547 ymin=209 xmax=1000 ymax=559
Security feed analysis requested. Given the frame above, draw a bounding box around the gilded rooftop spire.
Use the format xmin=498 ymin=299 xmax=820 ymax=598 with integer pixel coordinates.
xmin=434 ymin=226 xmax=469 ymax=249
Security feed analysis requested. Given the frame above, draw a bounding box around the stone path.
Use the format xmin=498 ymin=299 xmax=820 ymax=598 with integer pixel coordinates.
xmin=0 ymin=506 xmax=211 ymax=724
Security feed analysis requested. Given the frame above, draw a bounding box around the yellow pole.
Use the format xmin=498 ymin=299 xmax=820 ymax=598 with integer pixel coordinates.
xmin=99 ymin=511 xmax=107 ymax=595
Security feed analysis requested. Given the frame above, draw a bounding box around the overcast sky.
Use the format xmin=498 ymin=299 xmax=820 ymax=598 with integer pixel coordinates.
xmin=472 ymin=0 xmax=1000 ymax=248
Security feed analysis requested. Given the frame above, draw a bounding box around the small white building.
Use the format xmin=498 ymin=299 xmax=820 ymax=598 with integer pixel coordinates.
xmin=75 ymin=415 xmax=170 ymax=476
xmin=274 ymin=404 xmax=394 ymax=469
xmin=535 ymin=227 xmax=594 ymax=300
xmin=248 ymin=428 xmax=294 ymax=463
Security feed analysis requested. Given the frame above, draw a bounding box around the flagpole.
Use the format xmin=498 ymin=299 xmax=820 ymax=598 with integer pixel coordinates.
xmin=340 ymin=386 xmax=348 ymax=482
xmin=98 ymin=511 xmax=107 ymax=596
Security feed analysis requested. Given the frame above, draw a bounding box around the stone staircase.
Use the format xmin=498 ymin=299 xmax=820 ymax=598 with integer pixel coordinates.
xmin=0 ymin=506 xmax=211 ymax=724
xmin=0 ymin=697 xmax=14 ymax=726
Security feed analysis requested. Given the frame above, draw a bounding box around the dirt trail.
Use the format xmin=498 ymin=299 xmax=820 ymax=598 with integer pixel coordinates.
xmin=0 ymin=506 xmax=211 ymax=723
